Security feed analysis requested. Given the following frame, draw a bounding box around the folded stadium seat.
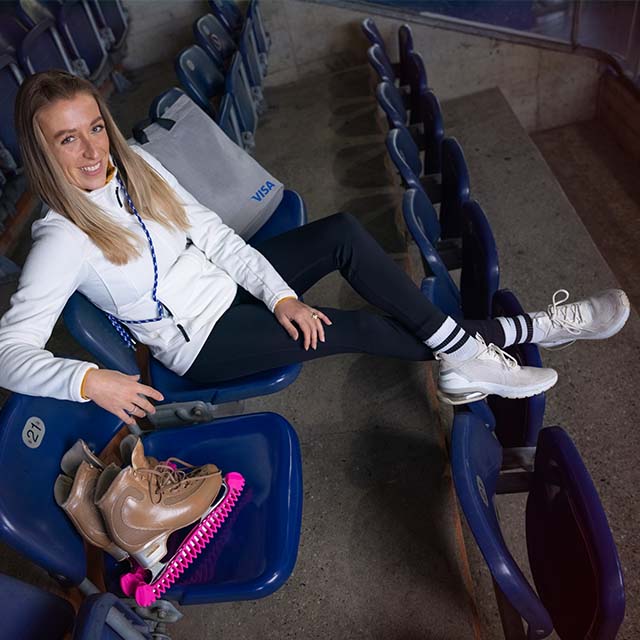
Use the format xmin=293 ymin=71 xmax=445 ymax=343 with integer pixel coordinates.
xmin=407 ymin=188 xmax=546 ymax=442
xmin=239 ymin=18 xmax=267 ymax=113
xmin=87 ymin=0 xmax=128 ymax=64
xmin=194 ymin=12 xmax=237 ymax=72
xmin=209 ymin=0 xmax=243 ymax=38
xmin=73 ymin=592 xmax=152 ymax=639
xmin=17 ymin=17 xmax=78 ymax=75
xmin=147 ymin=86 xmax=184 ymax=122
xmin=0 ymin=393 xmax=303 ymax=629
xmin=0 ymin=14 xmax=29 ymax=53
xmin=218 ymin=92 xmax=244 ymax=147
xmin=367 ymin=43 xmax=395 ymax=84
xmin=451 ymin=413 xmax=625 ymax=639
xmin=246 ymin=0 xmax=270 ymax=72
xmin=12 ymin=0 xmax=55 ymax=28
xmin=397 ymin=23 xmax=413 ymax=86
xmin=406 ymin=50 xmax=428 ymax=125
xmin=54 ymin=0 xmax=110 ymax=85
xmin=226 ymin=51 xmax=258 ymax=150
xmin=0 ymin=53 xmax=24 ymax=161
xmin=175 ymin=44 xmax=226 ymax=119
xmin=376 ymin=81 xmax=445 ymax=170
xmin=361 ymin=17 xmax=400 ymax=76
xmin=0 ymin=573 xmax=75 ymax=640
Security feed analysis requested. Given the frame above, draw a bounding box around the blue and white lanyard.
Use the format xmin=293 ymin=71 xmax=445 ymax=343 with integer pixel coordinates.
xmin=105 ymin=176 xmax=164 ymax=350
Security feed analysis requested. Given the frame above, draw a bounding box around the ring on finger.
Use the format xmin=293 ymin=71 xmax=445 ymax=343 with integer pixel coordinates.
xmin=311 ymin=312 xmax=319 ymax=320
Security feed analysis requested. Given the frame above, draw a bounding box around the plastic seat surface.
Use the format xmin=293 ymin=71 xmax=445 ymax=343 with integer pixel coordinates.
xmin=194 ymin=12 xmax=236 ymax=70
xmin=386 ymin=126 xmax=422 ymax=190
xmin=239 ymin=18 xmax=263 ymax=87
xmin=57 ymin=0 xmax=108 ymax=81
xmin=420 ymin=90 xmax=444 ymax=174
xmin=439 ymin=137 xmax=470 ymax=239
xmin=218 ymin=92 xmax=244 ymax=147
xmin=460 ymin=200 xmax=499 ymax=320
xmin=226 ymin=51 xmax=257 ymax=135
xmin=209 ymin=0 xmax=242 ymax=36
xmin=175 ymin=44 xmax=225 ymax=119
xmin=367 ymin=43 xmax=395 ymax=83
xmin=0 ymin=15 xmax=28 ymax=51
xmin=0 ymin=54 xmax=24 ymax=161
xmin=72 ymin=591 xmax=148 ymax=639
xmin=397 ymin=23 xmax=413 ymax=86
xmin=18 ymin=18 xmax=74 ymax=74
xmin=148 ymin=86 xmax=184 ymax=121
xmin=489 ymin=289 xmax=545 ymax=448
xmin=90 ymin=0 xmax=127 ymax=51
xmin=63 ymin=190 xmax=306 ymax=404
xmin=451 ymin=412 xmax=555 ymax=637
xmin=406 ymin=50 xmax=427 ymax=125
xmin=0 ymin=573 xmax=74 ymax=640
xmin=361 ymin=17 xmax=387 ymax=54
xmin=124 ymin=412 xmax=303 ymax=604
xmin=376 ymin=80 xmax=407 ymax=129
xmin=247 ymin=0 xmax=270 ymax=55
xmin=526 ymin=427 xmax=625 ymax=640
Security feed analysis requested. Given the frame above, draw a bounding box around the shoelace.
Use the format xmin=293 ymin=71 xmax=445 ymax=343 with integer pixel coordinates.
xmin=546 ymin=289 xmax=590 ymax=335
xmin=438 ymin=334 xmax=518 ymax=371
xmin=134 ymin=459 xmax=219 ymax=504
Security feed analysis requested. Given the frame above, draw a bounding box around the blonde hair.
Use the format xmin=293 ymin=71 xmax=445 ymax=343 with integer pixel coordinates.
xmin=15 ymin=70 xmax=189 ymax=264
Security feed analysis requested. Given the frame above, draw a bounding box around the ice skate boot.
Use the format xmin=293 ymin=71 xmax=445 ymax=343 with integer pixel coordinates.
xmin=60 ymin=439 xmax=105 ymax=477
xmin=54 ymin=461 xmax=128 ymax=561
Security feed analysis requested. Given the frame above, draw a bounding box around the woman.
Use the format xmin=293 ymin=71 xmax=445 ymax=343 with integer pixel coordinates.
xmin=0 ymin=71 xmax=629 ymax=425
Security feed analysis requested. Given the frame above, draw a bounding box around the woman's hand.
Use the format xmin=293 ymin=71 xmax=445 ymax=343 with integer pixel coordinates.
xmin=83 ymin=368 xmax=164 ymax=425
xmin=274 ymin=298 xmax=332 ymax=350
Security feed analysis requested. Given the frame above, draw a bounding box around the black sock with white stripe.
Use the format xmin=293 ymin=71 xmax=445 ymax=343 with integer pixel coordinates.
xmin=425 ymin=316 xmax=481 ymax=361
xmin=496 ymin=315 xmax=535 ymax=347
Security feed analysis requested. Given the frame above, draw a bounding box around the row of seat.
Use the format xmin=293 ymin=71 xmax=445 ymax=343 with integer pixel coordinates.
xmin=0 ymin=2 xmax=305 ymax=639
xmin=362 ymin=17 xmax=625 ymax=640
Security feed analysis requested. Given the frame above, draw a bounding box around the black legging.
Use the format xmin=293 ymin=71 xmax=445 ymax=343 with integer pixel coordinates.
xmin=186 ymin=213 xmax=505 ymax=384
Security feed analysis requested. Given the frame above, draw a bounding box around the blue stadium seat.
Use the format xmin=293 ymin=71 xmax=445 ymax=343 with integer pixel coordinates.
xmin=439 ymin=137 xmax=470 ymax=239
xmin=0 ymin=393 xmax=303 ymax=617
xmin=0 ymin=54 xmax=24 ymax=162
xmin=226 ymin=51 xmax=258 ymax=147
xmin=175 ymin=44 xmax=226 ymax=119
xmin=209 ymin=0 xmax=243 ymax=37
xmin=0 ymin=573 xmax=74 ymax=640
xmin=397 ymin=23 xmax=413 ymax=86
xmin=194 ymin=12 xmax=237 ymax=71
xmin=55 ymin=0 xmax=109 ymax=84
xmin=451 ymin=413 xmax=625 ymax=639
xmin=420 ymin=89 xmax=444 ymax=174
xmin=63 ymin=190 xmax=307 ymax=425
xmin=361 ymin=17 xmax=396 ymax=70
xmin=73 ymin=593 xmax=152 ymax=639
xmin=239 ymin=18 xmax=266 ymax=112
xmin=88 ymin=0 xmax=127 ymax=53
xmin=12 ymin=0 xmax=55 ymax=29
xmin=148 ymin=86 xmax=184 ymax=121
xmin=406 ymin=50 xmax=428 ymax=125
xmin=367 ymin=43 xmax=396 ymax=84
xmin=375 ymin=80 xmax=407 ymax=130
xmin=0 ymin=15 xmax=29 ymax=53
xmin=247 ymin=0 xmax=270 ymax=66
xmin=218 ymin=92 xmax=244 ymax=147
xmin=17 ymin=17 xmax=76 ymax=75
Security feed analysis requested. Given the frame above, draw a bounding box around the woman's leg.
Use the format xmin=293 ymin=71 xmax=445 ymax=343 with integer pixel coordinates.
xmin=186 ymin=304 xmax=433 ymax=385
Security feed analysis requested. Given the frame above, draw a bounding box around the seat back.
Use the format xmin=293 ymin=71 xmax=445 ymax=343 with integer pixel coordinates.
xmin=451 ymin=412 xmax=555 ymax=637
xmin=403 ymin=188 xmax=460 ymax=318
xmin=397 ymin=23 xmax=413 ymax=86
xmin=0 ymin=15 xmax=29 ymax=51
xmin=209 ymin=0 xmax=242 ymax=35
xmin=91 ymin=0 xmax=127 ymax=49
xmin=247 ymin=0 xmax=269 ymax=56
xmin=361 ymin=17 xmax=387 ymax=54
xmin=175 ymin=44 xmax=225 ymax=119
xmin=460 ymin=200 xmax=499 ymax=320
xmin=239 ymin=17 xmax=262 ymax=88
xmin=375 ymin=80 xmax=407 ymax=130
xmin=226 ymin=51 xmax=257 ymax=135
xmin=148 ymin=86 xmax=185 ymax=121
xmin=439 ymin=137 xmax=470 ymax=239
xmin=57 ymin=0 xmax=107 ymax=78
xmin=0 ymin=54 xmax=24 ymax=161
xmin=194 ymin=12 xmax=236 ymax=70
xmin=18 ymin=18 xmax=74 ymax=74
xmin=218 ymin=92 xmax=244 ymax=146
xmin=420 ymin=90 xmax=444 ymax=174
xmin=367 ymin=43 xmax=395 ymax=83
xmin=0 ymin=573 xmax=75 ymax=640
xmin=385 ymin=126 xmax=422 ymax=190
xmin=0 ymin=392 xmax=123 ymax=586
xmin=406 ymin=50 xmax=427 ymax=125
xmin=527 ymin=427 xmax=625 ymax=640
xmin=15 ymin=0 xmax=55 ymax=28
xmin=489 ymin=289 xmax=546 ymax=448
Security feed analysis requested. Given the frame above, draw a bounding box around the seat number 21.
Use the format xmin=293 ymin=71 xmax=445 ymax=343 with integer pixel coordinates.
xmin=22 ymin=417 xmax=46 ymax=449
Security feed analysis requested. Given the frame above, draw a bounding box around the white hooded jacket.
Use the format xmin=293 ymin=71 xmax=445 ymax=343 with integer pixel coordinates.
xmin=0 ymin=146 xmax=298 ymax=402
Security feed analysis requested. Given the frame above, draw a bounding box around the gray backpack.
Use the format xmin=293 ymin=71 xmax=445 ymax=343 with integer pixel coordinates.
xmin=132 ymin=94 xmax=283 ymax=240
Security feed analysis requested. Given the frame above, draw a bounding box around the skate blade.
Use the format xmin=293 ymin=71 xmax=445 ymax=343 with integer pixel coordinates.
xmin=437 ymin=390 xmax=488 ymax=406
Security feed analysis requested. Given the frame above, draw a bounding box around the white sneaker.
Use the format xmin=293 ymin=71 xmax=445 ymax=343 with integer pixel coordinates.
xmin=532 ymin=289 xmax=630 ymax=349
xmin=437 ymin=335 xmax=558 ymax=406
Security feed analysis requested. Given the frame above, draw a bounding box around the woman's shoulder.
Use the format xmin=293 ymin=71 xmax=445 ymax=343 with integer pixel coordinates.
xmin=31 ymin=208 xmax=89 ymax=247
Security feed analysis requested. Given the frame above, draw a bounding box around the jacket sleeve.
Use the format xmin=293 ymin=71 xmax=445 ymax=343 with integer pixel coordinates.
xmin=0 ymin=218 xmax=98 ymax=402
xmin=133 ymin=147 xmax=298 ymax=311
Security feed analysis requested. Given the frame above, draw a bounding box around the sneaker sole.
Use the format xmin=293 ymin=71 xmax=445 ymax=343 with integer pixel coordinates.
xmin=539 ymin=290 xmax=631 ymax=349
xmin=438 ymin=370 xmax=558 ymax=405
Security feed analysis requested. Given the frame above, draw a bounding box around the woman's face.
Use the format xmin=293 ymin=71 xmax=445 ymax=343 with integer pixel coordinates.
xmin=37 ymin=92 xmax=110 ymax=191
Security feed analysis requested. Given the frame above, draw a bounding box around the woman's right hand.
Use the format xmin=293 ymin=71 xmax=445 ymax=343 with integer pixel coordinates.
xmin=83 ymin=368 xmax=164 ymax=425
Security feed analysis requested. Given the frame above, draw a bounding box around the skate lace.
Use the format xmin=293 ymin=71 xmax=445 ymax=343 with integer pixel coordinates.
xmin=135 ymin=459 xmax=219 ymax=504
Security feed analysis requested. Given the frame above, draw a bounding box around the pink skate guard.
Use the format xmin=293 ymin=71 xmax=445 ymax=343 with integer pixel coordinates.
xmin=120 ymin=472 xmax=245 ymax=606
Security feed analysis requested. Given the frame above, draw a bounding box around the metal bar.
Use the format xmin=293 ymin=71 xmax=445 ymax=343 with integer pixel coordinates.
xmin=105 ymin=608 xmax=149 ymax=640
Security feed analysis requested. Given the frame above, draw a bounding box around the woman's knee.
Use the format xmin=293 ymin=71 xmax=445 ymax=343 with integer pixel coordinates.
xmin=326 ymin=212 xmax=366 ymax=242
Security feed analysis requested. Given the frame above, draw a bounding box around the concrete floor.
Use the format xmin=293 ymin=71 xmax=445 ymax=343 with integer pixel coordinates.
xmin=0 ymin=59 xmax=638 ymax=639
